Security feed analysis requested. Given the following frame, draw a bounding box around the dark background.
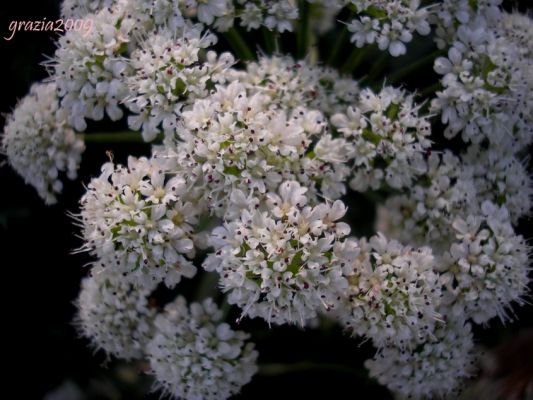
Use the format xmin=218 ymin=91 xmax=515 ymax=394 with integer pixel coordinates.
xmin=1 ymin=1 xmax=531 ymax=399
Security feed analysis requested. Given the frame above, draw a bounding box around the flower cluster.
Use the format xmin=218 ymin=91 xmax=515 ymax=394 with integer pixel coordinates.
xmin=147 ymin=296 xmax=258 ymax=400
xmin=346 ymin=0 xmax=431 ymax=56
xmin=339 ymin=234 xmax=442 ymax=348
xmin=4 ymin=0 xmax=532 ymax=399
xmin=61 ymin=0 xmax=115 ymax=18
xmin=126 ymin=26 xmax=234 ymax=141
xmin=439 ymin=201 xmax=531 ymax=324
xmin=77 ymin=267 xmax=157 ymax=360
xmin=78 ymin=155 xmax=199 ymax=288
xmin=376 ymin=151 xmax=477 ymax=251
xmin=235 ymin=0 xmax=298 ymax=32
xmin=52 ymin=5 xmax=133 ymax=131
xmin=365 ymin=321 xmax=479 ymax=400
xmin=432 ymin=10 xmax=533 ymax=149
xmin=163 ymin=80 xmax=354 ymax=218
xmin=230 ymin=55 xmax=359 ymax=115
xmin=430 ymin=0 xmax=502 ymax=49
xmin=204 ymin=181 xmax=351 ymax=325
xmin=462 ymin=145 xmax=532 ymax=223
xmin=332 ymin=86 xmax=431 ymax=191
xmin=1 ymin=82 xmax=84 ymax=204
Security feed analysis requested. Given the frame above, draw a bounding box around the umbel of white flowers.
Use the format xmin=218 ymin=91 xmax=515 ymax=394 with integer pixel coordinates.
xmin=2 ymin=0 xmax=532 ymax=399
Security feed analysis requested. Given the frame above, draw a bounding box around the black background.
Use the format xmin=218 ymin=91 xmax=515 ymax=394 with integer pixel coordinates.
xmin=1 ymin=1 xmax=531 ymax=399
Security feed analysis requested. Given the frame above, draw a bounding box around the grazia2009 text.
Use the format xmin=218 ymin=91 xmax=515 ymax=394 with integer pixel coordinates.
xmin=4 ymin=18 xmax=93 ymax=41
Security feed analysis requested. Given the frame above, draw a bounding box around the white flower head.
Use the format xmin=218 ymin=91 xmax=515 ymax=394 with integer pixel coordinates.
xmin=76 ymin=267 xmax=156 ymax=360
xmin=375 ymin=151 xmax=478 ymax=252
xmin=2 ymin=82 xmax=84 ymax=204
xmin=365 ymin=321 xmax=480 ymax=399
xmin=332 ymin=86 xmax=431 ymax=192
xmin=346 ymin=0 xmax=432 ymax=56
xmin=431 ymin=11 xmax=533 ymax=150
xmin=230 ymin=55 xmax=359 ymax=115
xmin=52 ymin=5 xmax=133 ymax=131
xmin=164 ymin=80 xmax=353 ymax=218
xmin=339 ymin=234 xmax=442 ymax=348
xmin=440 ymin=201 xmax=531 ymax=324
xmin=61 ymin=0 xmax=115 ymax=18
xmin=147 ymin=296 xmax=258 ymax=400
xmin=203 ymin=181 xmax=352 ymax=326
xmin=126 ymin=26 xmax=235 ymax=141
xmin=78 ymin=155 xmax=201 ymax=288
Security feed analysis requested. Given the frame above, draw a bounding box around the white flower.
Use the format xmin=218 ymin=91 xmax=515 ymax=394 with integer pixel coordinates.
xmin=462 ymin=145 xmax=532 ymax=223
xmin=332 ymin=86 xmax=431 ymax=191
xmin=339 ymin=234 xmax=442 ymax=348
xmin=52 ymin=5 xmax=133 ymax=131
xmin=197 ymin=0 xmax=229 ymax=25
xmin=365 ymin=321 xmax=479 ymax=400
xmin=346 ymin=0 xmax=432 ymax=56
xmin=77 ymin=155 xmax=201 ymax=288
xmin=375 ymin=151 xmax=478 ymax=252
xmin=203 ymin=181 xmax=351 ymax=326
xmin=440 ymin=201 xmax=531 ymax=324
xmin=431 ymin=11 xmax=533 ymax=150
xmin=236 ymin=0 xmax=298 ymax=33
xmin=264 ymin=1 xmax=299 ymax=32
xmin=147 ymin=296 xmax=258 ymax=400
xmin=229 ymin=55 xmax=359 ymax=115
xmin=61 ymin=0 xmax=115 ymax=18
xmin=76 ymin=267 xmax=156 ymax=360
xmin=163 ymin=80 xmax=352 ymax=218
xmin=125 ymin=26 xmax=234 ymax=141
xmin=1 ymin=82 xmax=84 ymax=204
xmin=348 ymin=16 xmax=379 ymax=47
xmin=430 ymin=0 xmax=503 ymax=49
xmin=239 ymin=3 xmax=263 ymax=30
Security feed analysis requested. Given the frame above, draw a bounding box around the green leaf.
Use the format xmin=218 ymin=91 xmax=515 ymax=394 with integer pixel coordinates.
xmin=171 ymin=77 xmax=187 ymax=97
xmin=365 ymin=5 xmax=387 ymax=19
xmin=94 ymin=55 xmax=106 ymax=69
xmin=483 ymin=82 xmax=507 ymax=95
xmin=287 ymin=251 xmax=304 ymax=274
xmin=224 ymin=165 xmax=241 ymax=176
xmin=205 ymin=78 xmax=215 ymax=90
xmin=481 ymin=56 xmax=497 ymax=80
xmin=386 ymin=103 xmax=400 ymax=120
xmin=117 ymin=42 xmax=129 ymax=55
xmin=238 ymin=243 xmax=251 ymax=257
xmin=362 ymin=128 xmax=382 ymax=145
xmin=220 ymin=140 xmax=232 ymax=150
xmin=384 ymin=302 xmax=396 ymax=316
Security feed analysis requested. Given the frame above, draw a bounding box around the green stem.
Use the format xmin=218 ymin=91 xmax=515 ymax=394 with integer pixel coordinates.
xmin=194 ymin=271 xmax=221 ymax=302
xmin=327 ymin=11 xmax=355 ymax=66
xmin=258 ymin=362 xmax=369 ymax=380
xmin=220 ymin=297 xmax=232 ymax=320
xmin=262 ymin=27 xmax=280 ymax=54
xmin=327 ymin=27 xmax=348 ymax=66
xmin=389 ymin=49 xmax=445 ymax=84
xmin=340 ymin=46 xmax=369 ymax=75
xmin=297 ymin=0 xmax=311 ymax=59
xmin=80 ymin=131 xmax=144 ymax=143
xmin=361 ymin=51 xmax=390 ymax=87
xmin=418 ymin=82 xmax=442 ymax=97
xmin=223 ymin=28 xmax=255 ymax=61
